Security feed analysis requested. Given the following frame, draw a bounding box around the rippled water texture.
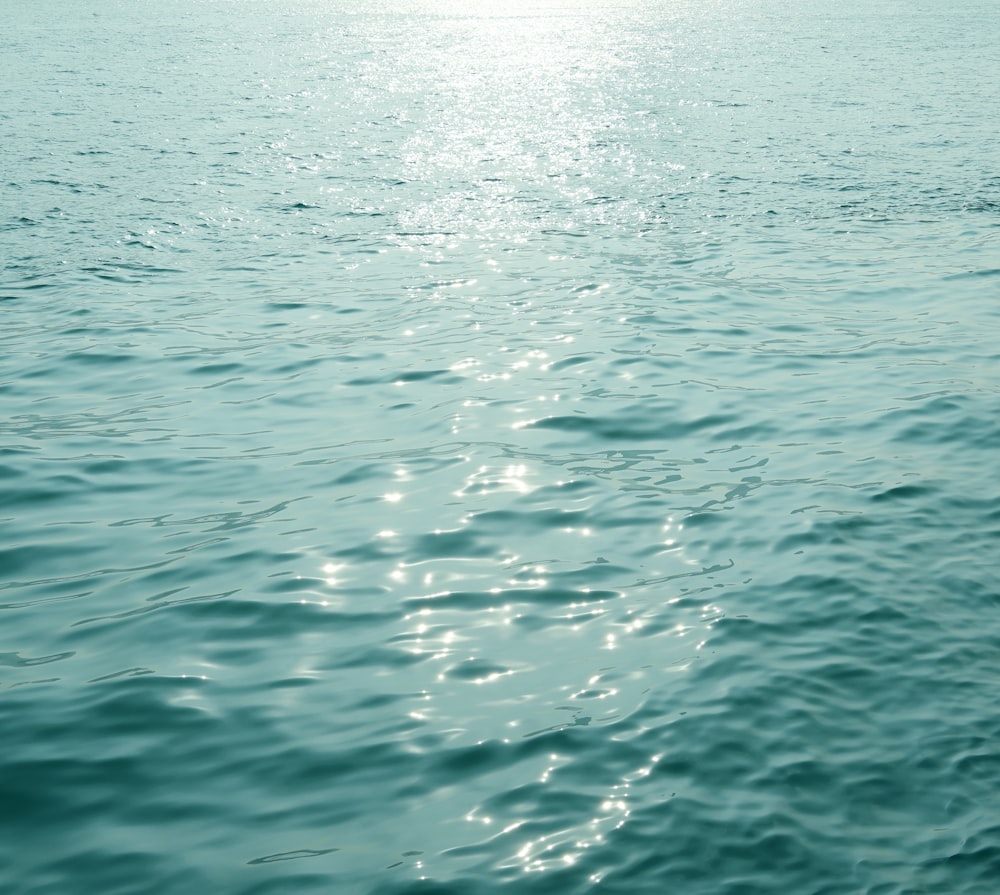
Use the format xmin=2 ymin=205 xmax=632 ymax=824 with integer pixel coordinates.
xmin=3 ymin=0 xmax=999 ymax=892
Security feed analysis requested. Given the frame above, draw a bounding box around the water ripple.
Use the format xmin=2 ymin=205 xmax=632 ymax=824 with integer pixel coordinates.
xmin=3 ymin=0 xmax=1000 ymax=892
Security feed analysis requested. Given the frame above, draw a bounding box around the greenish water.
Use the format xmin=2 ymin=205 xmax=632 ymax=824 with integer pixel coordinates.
xmin=2 ymin=1 xmax=999 ymax=892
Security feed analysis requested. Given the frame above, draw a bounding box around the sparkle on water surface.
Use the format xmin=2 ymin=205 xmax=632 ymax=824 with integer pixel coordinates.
xmin=1 ymin=0 xmax=999 ymax=892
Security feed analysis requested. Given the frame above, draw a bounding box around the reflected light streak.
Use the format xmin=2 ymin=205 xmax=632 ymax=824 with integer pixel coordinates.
xmin=505 ymin=758 xmax=659 ymax=878
xmin=512 ymin=415 xmax=544 ymax=430
xmin=563 ymin=526 xmax=593 ymax=537
xmin=456 ymin=463 xmax=537 ymax=497
xmin=509 ymin=577 xmax=547 ymax=589
xmin=450 ymin=357 xmax=480 ymax=373
xmin=474 ymin=670 xmax=513 ymax=685
xmin=322 ymin=561 xmax=345 ymax=587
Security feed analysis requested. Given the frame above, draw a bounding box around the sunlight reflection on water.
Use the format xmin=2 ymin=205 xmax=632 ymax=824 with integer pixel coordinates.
xmin=3 ymin=0 xmax=999 ymax=891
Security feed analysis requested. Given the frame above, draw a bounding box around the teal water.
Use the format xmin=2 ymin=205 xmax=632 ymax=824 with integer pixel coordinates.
xmin=2 ymin=0 xmax=999 ymax=892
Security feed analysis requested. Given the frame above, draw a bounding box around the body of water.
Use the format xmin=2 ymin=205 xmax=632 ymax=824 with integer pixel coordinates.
xmin=2 ymin=1 xmax=999 ymax=892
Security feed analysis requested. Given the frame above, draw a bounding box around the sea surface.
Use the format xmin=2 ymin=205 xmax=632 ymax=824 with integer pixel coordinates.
xmin=2 ymin=1 xmax=999 ymax=892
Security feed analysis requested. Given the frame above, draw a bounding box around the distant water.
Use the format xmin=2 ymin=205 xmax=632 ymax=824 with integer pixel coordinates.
xmin=3 ymin=0 xmax=999 ymax=892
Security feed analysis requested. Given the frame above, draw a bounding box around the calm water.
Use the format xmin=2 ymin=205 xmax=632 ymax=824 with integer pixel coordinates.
xmin=2 ymin=0 xmax=999 ymax=892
